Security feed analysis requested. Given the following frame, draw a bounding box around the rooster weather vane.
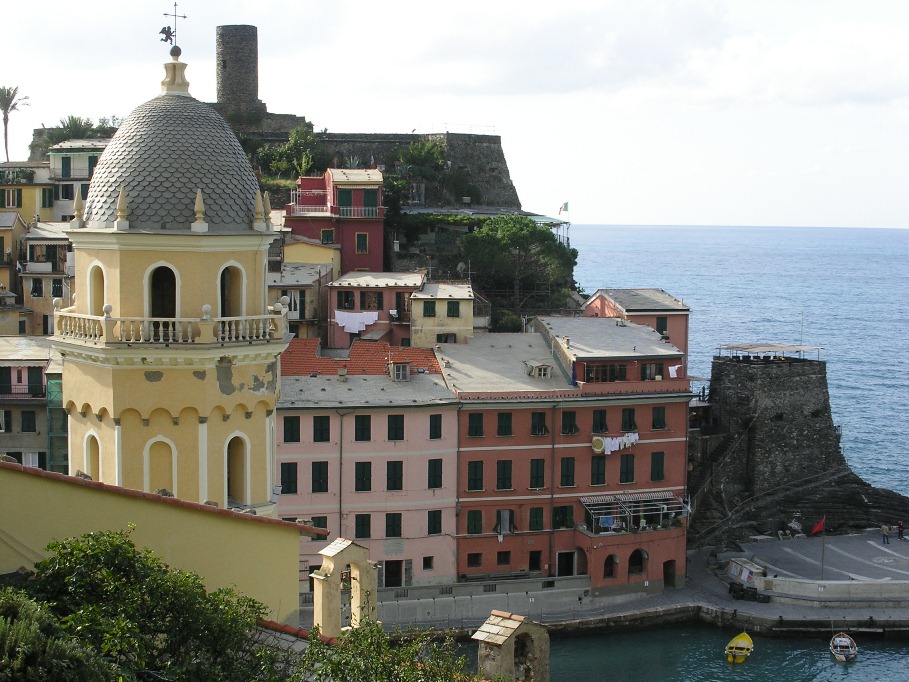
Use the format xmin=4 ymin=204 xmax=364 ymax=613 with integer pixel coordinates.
xmin=159 ymin=2 xmax=187 ymax=45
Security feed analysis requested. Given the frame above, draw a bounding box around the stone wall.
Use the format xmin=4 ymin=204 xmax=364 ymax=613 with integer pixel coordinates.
xmin=707 ymin=357 xmax=844 ymax=497
xmin=316 ymin=132 xmax=521 ymax=208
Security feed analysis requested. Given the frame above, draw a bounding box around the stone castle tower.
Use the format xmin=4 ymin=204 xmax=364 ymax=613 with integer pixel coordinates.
xmin=216 ymin=25 xmax=267 ymax=121
xmin=52 ymin=46 xmax=290 ymax=514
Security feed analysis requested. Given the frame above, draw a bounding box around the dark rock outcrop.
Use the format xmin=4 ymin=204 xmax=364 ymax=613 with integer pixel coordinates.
xmin=688 ymin=355 xmax=909 ymax=546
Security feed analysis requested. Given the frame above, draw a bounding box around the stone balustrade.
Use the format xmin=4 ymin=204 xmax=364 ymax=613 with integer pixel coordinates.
xmin=53 ymin=300 xmax=288 ymax=346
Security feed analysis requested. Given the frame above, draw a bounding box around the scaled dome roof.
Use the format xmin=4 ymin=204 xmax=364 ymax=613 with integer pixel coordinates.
xmin=83 ymin=66 xmax=260 ymax=232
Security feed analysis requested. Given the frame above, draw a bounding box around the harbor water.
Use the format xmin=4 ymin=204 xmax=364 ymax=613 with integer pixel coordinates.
xmin=546 ymin=626 xmax=909 ymax=681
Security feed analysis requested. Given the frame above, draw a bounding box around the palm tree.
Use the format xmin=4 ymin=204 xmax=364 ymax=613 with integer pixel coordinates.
xmin=0 ymin=86 xmax=29 ymax=162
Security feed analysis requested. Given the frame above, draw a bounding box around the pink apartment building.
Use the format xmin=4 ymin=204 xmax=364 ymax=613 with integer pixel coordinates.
xmin=276 ymin=339 xmax=459 ymax=588
xmin=277 ymin=290 xmax=692 ymax=600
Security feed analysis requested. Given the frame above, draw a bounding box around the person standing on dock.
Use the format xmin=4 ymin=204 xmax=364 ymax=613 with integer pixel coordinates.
xmin=898 ymin=520 xmax=905 ymax=540
xmin=882 ymin=523 xmax=891 ymax=544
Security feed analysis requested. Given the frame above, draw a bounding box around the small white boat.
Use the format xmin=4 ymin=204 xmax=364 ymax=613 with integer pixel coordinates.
xmin=830 ymin=632 xmax=857 ymax=662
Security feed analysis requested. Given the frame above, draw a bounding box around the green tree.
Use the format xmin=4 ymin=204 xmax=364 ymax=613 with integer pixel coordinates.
xmin=0 ymin=588 xmax=112 ymax=681
xmin=28 ymin=528 xmax=288 ymax=682
xmin=460 ymin=214 xmax=577 ymax=309
xmin=295 ymin=618 xmax=482 ymax=682
xmin=396 ymin=140 xmax=447 ymax=183
xmin=0 ymin=86 xmax=29 ymax=162
xmin=44 ymin=116 xmax=97 ymax=146
xmin=257 ymin=123 xmax=320 ymax=178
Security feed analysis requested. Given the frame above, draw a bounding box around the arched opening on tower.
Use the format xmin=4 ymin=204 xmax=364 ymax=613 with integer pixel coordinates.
xmin=147 ymin=440 xmax=175 ymax=494
xmin=226 ymin=436 xmax=248 ymax=506
xmin=219 ymin=265 xmax=244 ymax=318
xmin=86 ymin=434 xmax=100 ymax=480
xmin=150 ymin=266 xmax=177 ymax=318
xmin=88 ymin=266 xmax=105 ymax=316
xmin=149 ymin=266 xmax=177 ymax=341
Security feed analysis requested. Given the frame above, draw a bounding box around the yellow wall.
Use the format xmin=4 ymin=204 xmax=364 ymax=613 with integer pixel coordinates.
xmin=284 ymin=240 xmax=339 ymax=277
xmin=0 ymin=463 xmax=303 ymax=624
xmin=70 ymin=233 xmax=274 ymax=318
xmin=410 ymin=298 xmax=474 ymax=348
xmin=1 ymin=185 xmax=54 ymax=224
xmin=0 ymin=309 xmax=20 ymax=334
xmin=66 ymin=398 xmax=275 ymax=508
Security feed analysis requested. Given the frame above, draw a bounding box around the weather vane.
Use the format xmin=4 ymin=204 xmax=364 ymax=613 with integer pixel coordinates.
xmin=159 ymin=2 xmax=187 ymax=45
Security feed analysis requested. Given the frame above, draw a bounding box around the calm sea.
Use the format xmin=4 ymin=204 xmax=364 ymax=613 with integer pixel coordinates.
xmin=570 ymin=225 xmax=909 ymax=498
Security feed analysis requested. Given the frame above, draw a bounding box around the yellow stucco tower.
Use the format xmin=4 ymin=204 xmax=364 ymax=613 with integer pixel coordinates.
xmin=52 ymin=47 xmax=290 ymax=514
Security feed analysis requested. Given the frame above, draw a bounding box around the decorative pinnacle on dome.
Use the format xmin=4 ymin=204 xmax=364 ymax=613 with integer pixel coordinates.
xmin=160 ymin=48 xmax=190 ymax=96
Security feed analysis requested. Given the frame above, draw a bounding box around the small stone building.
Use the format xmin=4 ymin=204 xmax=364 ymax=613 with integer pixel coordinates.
xmin=473 ymin=610 xmax=549 ymax=682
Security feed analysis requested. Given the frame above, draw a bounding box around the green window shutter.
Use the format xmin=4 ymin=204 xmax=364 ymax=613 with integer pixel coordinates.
xmin=338 ymin=188 xmax=352 ymax=206
xmin=363 ymin=189 xmax=378 ymax=208
xmin=15 ymin=189 xmax=22 ymax=207
xmin=0 ymin=191 xmax=5 ymax=208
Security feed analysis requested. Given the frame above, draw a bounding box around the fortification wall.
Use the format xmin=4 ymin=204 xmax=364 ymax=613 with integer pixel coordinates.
xmin=316 ymin=132 xmax=521 ymax=208
xmin=210 ymin=24 xmax=521 ymax=207
xmin=707 ymin=357 xmax=844 ymax=497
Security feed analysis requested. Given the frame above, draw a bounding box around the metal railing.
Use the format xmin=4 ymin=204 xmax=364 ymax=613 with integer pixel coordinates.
xmin=286 ymin=204 xmax=330 ymax=216
xmin=0 ymin=385 xmax=46 ymax=399
xmin=338 ymin=206 xmax=380 ymax=218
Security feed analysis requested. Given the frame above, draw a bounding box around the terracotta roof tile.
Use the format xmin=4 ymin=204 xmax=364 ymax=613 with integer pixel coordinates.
xmin=282 ymin=339 xmax=440 ymax=376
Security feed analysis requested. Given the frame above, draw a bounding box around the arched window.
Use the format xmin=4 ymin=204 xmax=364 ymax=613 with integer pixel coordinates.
xmin=147 ymin=439 xmax=175 ymax=494
xmin=88 ymin=265 xmax=105 ymax=316
xmin=226 ymin=436 xmax=248 ymax=505
xmin=85 ymin=434 xmax=101 ymax=480
xmin=628 ymin=548 xmax=648 ymax=576
xmin=603 ymin=554 xmax=618 ymax=579
xmin=219 ymin=265 xmax=245 ymax=318
xmin=150 ymin=266 xmax=177 ymax=318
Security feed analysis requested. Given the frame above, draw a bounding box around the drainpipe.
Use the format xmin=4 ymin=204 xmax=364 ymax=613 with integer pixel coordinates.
xmin=549 ymin=400 xmax=557 ymax=577
xmin=335 ymin=409 xmax=352 ymax=538
xmin=455 ymin=402 xmax=463 ymax=578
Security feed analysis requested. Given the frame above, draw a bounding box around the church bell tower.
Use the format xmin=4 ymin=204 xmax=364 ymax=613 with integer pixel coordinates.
xmin=53 ymin=46 xmax=289 ymax=514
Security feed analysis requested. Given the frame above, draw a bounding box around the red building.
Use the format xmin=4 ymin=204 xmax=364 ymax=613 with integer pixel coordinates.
xmin=438 ymin=309 xmax=690 ymax=597
xmin=582 ymin=288 xmax=690 ymax=355
xmin=284 ymin=169 xmax=384 ymax=275
xmin=326 ymin=272 xmax=425 ymax=349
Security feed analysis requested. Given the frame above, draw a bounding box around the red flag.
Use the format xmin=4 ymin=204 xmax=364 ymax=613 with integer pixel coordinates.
xmin=810 ymin=516 xmax=826 ymax=536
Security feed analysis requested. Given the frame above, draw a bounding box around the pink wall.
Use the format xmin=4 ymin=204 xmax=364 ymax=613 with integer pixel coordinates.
xmin=276 ymin=406 xmax=459 ymax=586
xmin=327 ymin=282 xmax=417 ymax=348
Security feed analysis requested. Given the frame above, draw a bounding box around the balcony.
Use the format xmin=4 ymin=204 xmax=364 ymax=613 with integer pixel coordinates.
xmin=284 ymin=203 xmax=385 ymax=219
xmin=285 ymin=204 xmax=331 ymax=216
xmin=54 ymin=304 xmax=290 ymax=347
xmin=0 ymin=385 xmax=47 ymax=401
xmin=337 ymin=206 xmax=383 ymax=218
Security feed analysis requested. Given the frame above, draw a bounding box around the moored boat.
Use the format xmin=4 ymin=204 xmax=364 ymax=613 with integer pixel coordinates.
xmin=830 ymin=632 xmax=857 ymax=662
xmin=724 ymin=632 xmax=753 ymax=664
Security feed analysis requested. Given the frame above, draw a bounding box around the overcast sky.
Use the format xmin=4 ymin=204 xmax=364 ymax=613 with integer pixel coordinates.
xmin=6 ymin=0 xmax=909 ymax=227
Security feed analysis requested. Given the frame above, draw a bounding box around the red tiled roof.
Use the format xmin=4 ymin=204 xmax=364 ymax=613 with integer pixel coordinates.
xmin=0 ymin=461 xmax=328 ymax=537
xmin=258 ymin=619 xmax=338 ymax=645
xmin=281 ymin=339 xmax=441 ymax=376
